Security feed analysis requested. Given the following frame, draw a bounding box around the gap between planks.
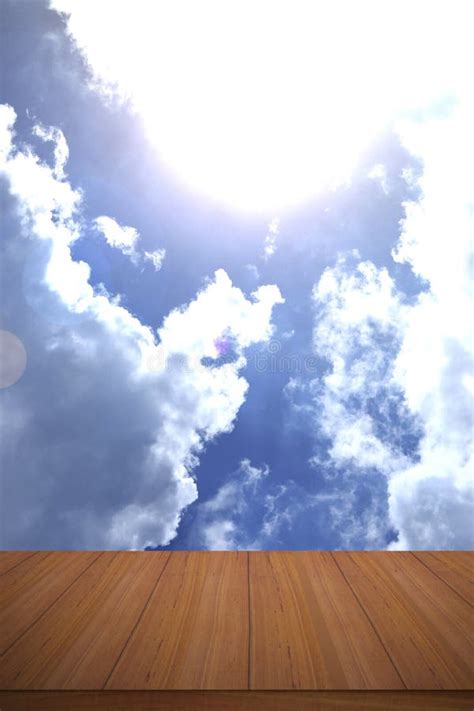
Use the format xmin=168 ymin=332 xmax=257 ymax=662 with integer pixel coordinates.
xmin=329 ymin=552 xmax=406 ymax=689
xmin=102 ymin=552 xmax=172 ymax=688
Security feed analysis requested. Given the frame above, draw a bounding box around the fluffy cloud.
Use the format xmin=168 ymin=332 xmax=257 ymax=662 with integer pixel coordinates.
xmin=94 ymin=215 xmax=140 ymax=263
xmin=312 ymin=253 xmax=412 ymax=476
xmin=309 ymin=100 xmax=474 ymax=549
xmin=387 ymin=102 xmax=474 ymax=549
xmin=0 ymin=106 xmax=283 ymax=550
xmin=95 ymin=215 xmax=166 ymax=270
xmin=193 ymin=459 xmax=273 ymax=550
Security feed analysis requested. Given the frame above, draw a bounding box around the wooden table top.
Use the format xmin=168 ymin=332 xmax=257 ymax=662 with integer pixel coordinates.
xmin=0 ymin=550 xmax=472 ymax=706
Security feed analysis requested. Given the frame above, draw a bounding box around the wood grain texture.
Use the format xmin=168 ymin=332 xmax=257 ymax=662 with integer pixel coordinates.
xmin=414 ymin=551 xmax=473 ymax=604
xmin=1 ymin=691 xmax=473 ymax=711
xmin=0 ymin=551 xmax=100 ymax=655
xmin=249 ymin=551 xmax=403 ymax=689
xmin=106 ymin=551 xmax=249 ymax=689
xmin=0 ymin=550 xmax=472 ymax=693
xmin=334 ymin=551 xmax=474 ymax=689
xmin=0 ymin=551 xmax=39 ymax=576
xmin=0 ymin=552 xmax=169 ymax=689
xmin=1 ymin=552 xmax=53 ymax=609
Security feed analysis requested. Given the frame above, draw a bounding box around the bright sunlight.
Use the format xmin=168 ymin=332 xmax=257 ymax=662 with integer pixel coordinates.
xmin=58 ymin=0 xmax=470 ymax=212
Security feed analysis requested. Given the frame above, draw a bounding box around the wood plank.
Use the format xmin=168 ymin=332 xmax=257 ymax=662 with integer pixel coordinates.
xmin=106 ymin=551 xmax=248 ymax=689
xmin=0 ymin=551 xmax=100 ymax=655
xmin=0 ymin=551 xmax=39 ymax=576
xmin=0 ymin=550 xmax=471 ymax=694
xmin=414 ymin=551 xmax=473 ymax=604
xmin=366 ymin=552 xmax=473 ymax=687
xmin=334 ymin=551 xmax=474 ymax=689
xmin=249 ymin=551 xmax=403 ymax=689
xmin=1 ymin=690 xmax=473 ymax=711
xmin=0 ymin=552 xmax=170 ymax=689
xmin=1 ymin=552 xmax=54 ymax=608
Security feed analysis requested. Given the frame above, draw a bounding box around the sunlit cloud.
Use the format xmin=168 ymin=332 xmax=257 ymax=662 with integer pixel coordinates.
xmin=263 ymin=218 xmax=280 ymax=261
xmin=306 ymin=97 xmax=474 ymax=550
xmin=95 ymin=215 xmax=140 ymax=263
xmin=0 ymin=105 xmax=283 ymax=549
xmin=95 ymin=215 xmax=166 ymax=271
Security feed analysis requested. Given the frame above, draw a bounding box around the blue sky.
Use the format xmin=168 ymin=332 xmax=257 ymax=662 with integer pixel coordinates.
xmin=1 ymin=0 xmax=473 ymax=551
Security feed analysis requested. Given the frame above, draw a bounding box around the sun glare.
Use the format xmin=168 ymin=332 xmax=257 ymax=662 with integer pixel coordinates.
xmin=63 ymin=0 xmax=471 ymax=213
xmin=141 ymin=1 xmax=382 ymax=212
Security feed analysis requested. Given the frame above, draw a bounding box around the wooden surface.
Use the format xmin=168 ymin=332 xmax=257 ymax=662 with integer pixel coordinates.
xmin=0 ymin=551 xmax=100 ymax=656
xmin=334 ymin=552 xmax=473 ymax=689
xmin=107 ymin=551 xmax=249 ymax=689
xmin=1 ymin=690 xmax=473 ymax=711
xmin=0 ymin=551 xmax=472 ymax=693
xmin=249 ymin=551 xmax=403 ymax=689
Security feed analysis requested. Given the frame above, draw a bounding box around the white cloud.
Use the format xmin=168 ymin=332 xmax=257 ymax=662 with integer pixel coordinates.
xmin=144 ymin=248 xmax=166 ymax=272
xmin=0 ymin=104 xmax=15 ymax=156
xmin=246 ymin=263 xmax=260 ymax=280
xmin=0 ymin=106 xmax=283 ymax=550
xmin=309 ymin=99 xmax=474 ymax=550
xmin=196 ymin=457 xmax=390 ymax=550
xmin=367 ymin=163 xmax=389 ymax=195
xmin=201 ymin=520 xmax=237 ymax=551
xmin=323 ymin=487 xmax=389 ymax=549
xmin=32 ymin=123 xmax=69 ymax=179
xmin=257 ymin=485 xmax=296 ymax=543
xmin=149 ymin=271 xmax=283 ymax=378
xmin=312 ymin=253 xmax=411 ymax=475
xmin=94 ymin=215 xmax=166 ymax=271
xmin=95 ymin=215 xmax=140 ymax=263
xmin=194 ymin=459 xmax=270 ymax=549
xmin=240 ymin=458 xmax=270 ymax=490
xmin=387 ymin=101 xmax=474 ymax=550
xmin=262 ymin=217 xmax=279 ymax=261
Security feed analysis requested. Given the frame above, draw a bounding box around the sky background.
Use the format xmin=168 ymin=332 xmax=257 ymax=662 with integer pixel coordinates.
xmin=0 ymin=0 xmax=472 ymax=551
